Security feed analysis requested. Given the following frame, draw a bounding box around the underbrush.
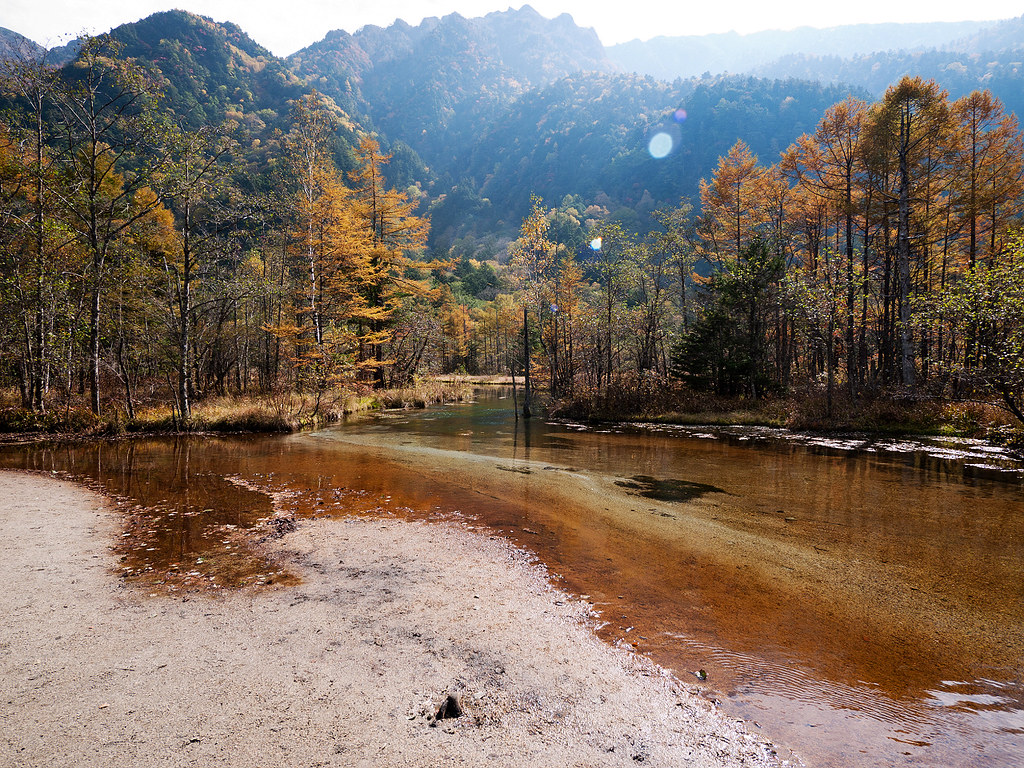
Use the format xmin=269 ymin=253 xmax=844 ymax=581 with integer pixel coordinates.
xmin=551 ymin=373 xmax=788 ymax=427
xmin=0 ymin=406 xmax=101 ymax=434
xmin=552 ymin=374 xmax=1017 ymax=438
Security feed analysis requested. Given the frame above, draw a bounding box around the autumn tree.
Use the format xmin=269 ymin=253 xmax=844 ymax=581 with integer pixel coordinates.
xmin=274 ymin=94 xmax=375 ymax=399
xmin=949 ymin=91 xmax=1024 ymax=269
xmin=161 ymin=123 xmax=239 ymax=419
xmin=865 ymin=77 xmax=950 ymax=389
xmin=507 ymin=196 xmax=555 ymax=413
xmin=782 ymin=97 xmax=869 ymax=393
xmin=53 ymin=35 xmax=173 ymax=415
xmin=698 ymin=140 xmax=766 ymax=264
xmin=349 ymin=136 xmax=432 ymax=387
xmin=0 ymin=47 xmax=67 ymax=411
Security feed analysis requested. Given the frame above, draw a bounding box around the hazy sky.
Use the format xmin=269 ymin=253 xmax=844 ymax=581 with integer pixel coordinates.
xmin=4 ymin=1 xmax=1021 ymax=56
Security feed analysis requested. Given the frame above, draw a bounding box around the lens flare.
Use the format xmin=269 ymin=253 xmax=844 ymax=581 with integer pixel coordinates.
xmin=648 ymin=132 xmax=673 ymax=159
xmin=673 ymin=108 xmax=688 ymax=123
xmin=590 ymin=237 xmax=602 ymax=251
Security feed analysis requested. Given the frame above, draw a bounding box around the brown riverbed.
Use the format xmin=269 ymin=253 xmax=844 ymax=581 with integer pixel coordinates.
xmin=2 ymin=393 xmax=1022 ymax=767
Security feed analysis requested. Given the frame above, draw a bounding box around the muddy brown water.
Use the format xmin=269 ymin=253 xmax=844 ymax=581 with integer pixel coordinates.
xmin=2 ymin=391 xmax=1022 ymax=767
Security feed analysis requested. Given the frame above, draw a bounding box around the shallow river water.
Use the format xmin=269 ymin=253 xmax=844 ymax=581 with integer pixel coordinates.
xmin=3 ymin=391 xmax=1023 ymax=767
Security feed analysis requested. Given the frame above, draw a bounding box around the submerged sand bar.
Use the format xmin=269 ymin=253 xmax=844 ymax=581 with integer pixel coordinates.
xmin=0 ymin=471 xmax=784 ymax=767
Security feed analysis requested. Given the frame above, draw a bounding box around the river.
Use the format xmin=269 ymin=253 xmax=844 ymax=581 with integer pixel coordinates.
xmin=2 ymin=390 xmax=1022 ymax=767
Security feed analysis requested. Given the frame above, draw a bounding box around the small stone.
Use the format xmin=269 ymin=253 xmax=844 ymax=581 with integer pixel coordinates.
xmin=435 ymin=693 xmax=463 ymax=720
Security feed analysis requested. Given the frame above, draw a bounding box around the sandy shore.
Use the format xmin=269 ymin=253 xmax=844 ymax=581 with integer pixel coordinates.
xmin=0 ymin=470 xmax=786 ymax=767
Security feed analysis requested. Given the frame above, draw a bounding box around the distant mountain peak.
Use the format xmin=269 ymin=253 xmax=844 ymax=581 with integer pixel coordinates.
xmin=288 ymin=5 xmax=612 ymax=174
xmin=0 ymin=27 xmax=48 ymax=62
xmin=610 ymin=19 xmax=1002 ymax=81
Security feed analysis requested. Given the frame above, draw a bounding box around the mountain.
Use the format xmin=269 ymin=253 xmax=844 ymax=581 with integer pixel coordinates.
xmin=288 ymin=5 xmax=613 ymax=175
xmin=105 ymin=10 xmax=313 ymax=134
xmin=607 ymin=20 xmax=994 ymax=81
xmin=947 ymin=14 xmax=1024 ymax=53
xmin=429 ymin=73 xmax=863 ymax=245
xmin=8 ymin=7 xmax=1021 ymax=254
xmin=0 ymin=27 xmax=47 ymax=61
xmin=0 ymin=27 xmax=80 ymax=66
xmin=283 ymin=7 xmax=858 ymax=246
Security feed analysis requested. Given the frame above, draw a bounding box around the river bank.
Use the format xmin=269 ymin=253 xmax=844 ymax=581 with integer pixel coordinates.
xmin=0 ymin=470 xmax=786 ymax=768
xmin=0 ymin=380 xmax=472 ymax=440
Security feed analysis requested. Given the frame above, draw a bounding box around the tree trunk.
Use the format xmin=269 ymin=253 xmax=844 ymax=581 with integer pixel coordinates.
xmin=897 ymin=124 xmax=916 ymax=389
xmin=522 ymin=306 xmax=532 ymax=419
xmin=179 ymin=199 xmax=192 ymax=421
xmin=89 ymin=283 xmax=101 ymax=416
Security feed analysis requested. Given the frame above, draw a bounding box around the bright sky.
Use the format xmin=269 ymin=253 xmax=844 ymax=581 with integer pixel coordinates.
xmin=3 ymin=1 xmax=1021 ymax=56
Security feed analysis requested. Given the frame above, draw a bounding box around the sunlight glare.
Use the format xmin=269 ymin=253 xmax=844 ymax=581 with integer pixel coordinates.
xmin=648 ymin=131 xmax=673 ymax=159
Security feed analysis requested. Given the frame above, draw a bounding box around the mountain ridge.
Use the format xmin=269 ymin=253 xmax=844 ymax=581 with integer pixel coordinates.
xmin=607 ymin=19 xmax=996 ymax=81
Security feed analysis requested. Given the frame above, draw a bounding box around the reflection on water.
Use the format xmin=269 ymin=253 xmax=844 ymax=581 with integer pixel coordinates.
xmin=1 ymin=391 xmax=1022 ymax=768
xmin=0 ymin=438 xmax=284 ymax=589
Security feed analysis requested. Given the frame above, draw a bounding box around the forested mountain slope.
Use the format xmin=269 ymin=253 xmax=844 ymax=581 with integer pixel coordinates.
xmin=107 ymin=11 xmax=324 ymax=134
xmin=284 ymin=9 xmax=864 ymax=244
xmin=5 ymin=7 xmax=1020 ymax=244
xmin=430 ymin=73 xmax=863 ymax=245
xmin=288 ymin=5 xmax=612 ymax=175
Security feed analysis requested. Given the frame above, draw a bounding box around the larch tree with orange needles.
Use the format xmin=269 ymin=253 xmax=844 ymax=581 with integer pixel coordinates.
xmin=349 ymin=136 xmax=433 ymax=388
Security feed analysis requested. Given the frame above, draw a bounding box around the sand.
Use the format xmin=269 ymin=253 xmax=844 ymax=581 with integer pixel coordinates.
xmin=0 ymin=470 xmax=788 ymax=768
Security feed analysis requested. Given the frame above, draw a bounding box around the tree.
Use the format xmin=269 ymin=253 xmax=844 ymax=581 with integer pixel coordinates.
xmin=654 ymin=197 xmax=698 ymax=332
xmin=925 ymin=237 xmax=1024 ymax=422
xmin=949 ymin=91 xmax=1024 ymax=269
xmin=672 ymin=238 xmax=785 ymax=398
xmin=508 ymin=196 xmax=556 ymax=414
xmin=269 ymin=94 xmax=379 ymax=401
xmin=783 ymin=97 xmax=869 ymax=393
xmin=865 ymin=77 xmax=950 ymax=389
xmin=589 ymin=220 xmax=645 ymax=388
xmin=163 ymin=122 xmax=238 ymax=419
xmin=698 ymin=140 xmax=766 ymax=264
xmin=0 ymin=44 xmax=69 ymax=411
xmin=349 ymin=137 xmax=432 ymax=387
xmin=53 ymin=35 xmax=173 ymax=415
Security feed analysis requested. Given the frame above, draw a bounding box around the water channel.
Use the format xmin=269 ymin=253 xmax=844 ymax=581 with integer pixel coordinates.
xmin=2 ymin=390 xmax=1022 ymax=767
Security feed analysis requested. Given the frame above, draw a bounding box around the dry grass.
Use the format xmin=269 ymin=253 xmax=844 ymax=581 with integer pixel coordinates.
xmin=552 ymin=375 xmax=1021 ymax=439
xmin=374 ymin=380 xmax=472 ymax=409
xmin=0 ymin=378 xmax=473 ymax=438
xmin=551 ymin=373 xmax=785 ymax=424
xmin=125 ymin=381 xmax=471 ymax=434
